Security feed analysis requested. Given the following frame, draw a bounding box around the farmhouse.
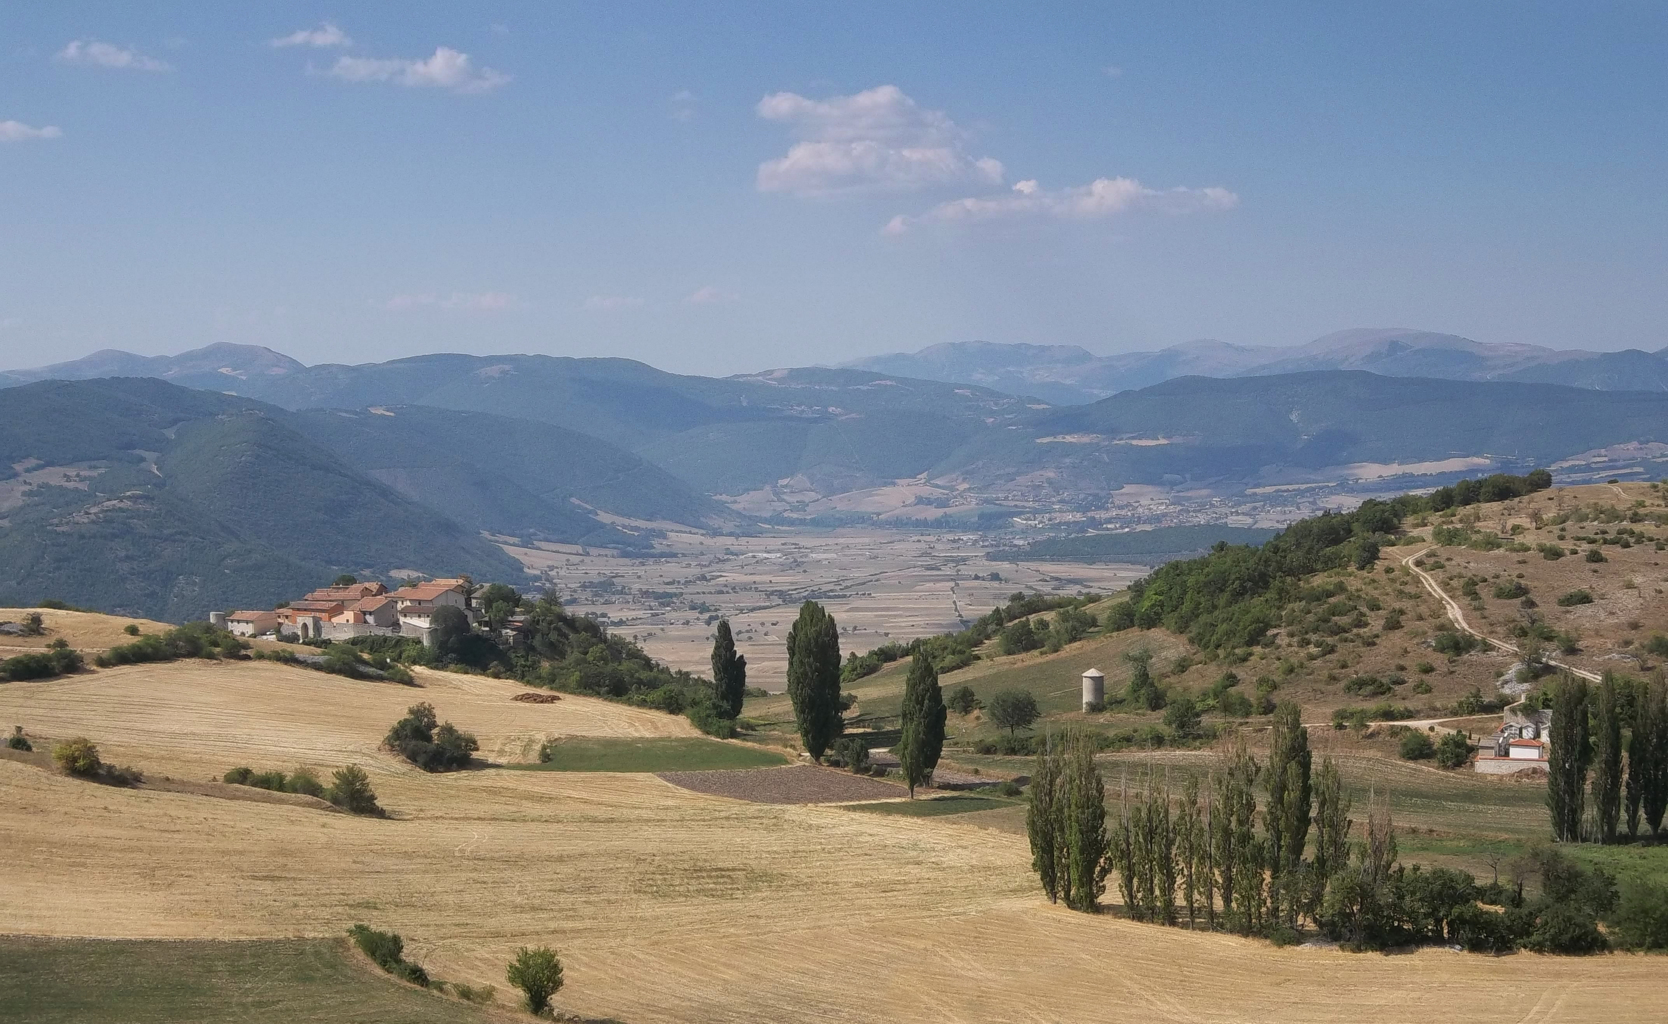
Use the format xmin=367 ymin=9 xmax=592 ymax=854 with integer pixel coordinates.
xmin=225 ymin=609 xmax=278 ymax=637
xmin=1474 ymin=707 xmax=1553 ymax=775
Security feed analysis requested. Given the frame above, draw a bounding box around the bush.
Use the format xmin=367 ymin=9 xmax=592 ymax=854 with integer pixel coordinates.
xmin=1448 ymin=902 xmax=1520 ymax=953
xmin=1217 ymin=690 xmax=1254 ymax=718
xmin=685 ymin=697 xmax=737 ymax=738
xmin=1585 ymin=548 xmax=1607 ymax=563
xmin=286 ymin=767 xmax=325 ymax=797
xmin=537 ymin=738 xmax=561 ymax=764
xmin=506 ymin=946 xmax=564 ymax=1016
xmin=53 ymin=737 xmax=102 ymax=777
xmin=1343 ymin=674 xmax=1392 ymax=698
xmin=326 ymin=764 xmax=384 ymax=816
xmin=6 ymin=729 xmax=31 ymax=752
xmin=994 ymin=778 xmax=1023 ymax=797
xmin=1 ymin=646 xmax=84 ymax=681
xmin=1398 ymin=731 xmax=1436 ymax=760
xmin=223 ymin=766 xmax=253 ymax=784
xmin=94 ymin=622 xmax=246 ymax=668
xmin=1523 ymin=902 xmax=1607 ymax=954
xmin=1162 ymin=695 xmax=1202 ymax=737
xmin=1556 ymin=590 xmax=1594 ymax=607
xmin=831 ymin=736 xmax=870 ymax=773
xmin=348 ymin=924 xmax=428 ymax=986
xmin=1538 ymin=543 xmax=1565 ymax=560
xmin=1608 ymin=880 xmax=1668 ymax=951
xmin=946 ymin=685 xmax=980 ymax=715
xmin=1435 ymin=731 xmax=1472 ymax=768
xmin=449 ymin=982 xmax=496 ymax=1004
xmin=385 ymin=702 xmax=477 ymax=772
xmin=1431 ymin=630 xmax=1479 ymax=657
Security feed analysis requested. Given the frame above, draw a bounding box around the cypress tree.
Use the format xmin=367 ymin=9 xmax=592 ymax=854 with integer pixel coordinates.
xmin=1643 ymin=674 xmax=1668 ymax=836
xmin=1178 ymin=775 xmax=1202 ymax=928
xmin=1310 ymin=756 xmax=1352 ymax=923
xmin=1626 ymin=678 xmax=1649 ymax=837
xmin=1026 ymin=734 xmax=1063 ymax=903
xmin=785 ymin=601 xmax=843 ymax=760
xmin=1265 ymin=702 xmax=1312 ymax=927
xmin=710 ymin=619 xmax=747 ymax=719
xmin=1546 ymin=674 xmax=1591 ymax=843
xmin=1113 ymin=772 xmax=1136 ymax=916
xmin=1063 ymin=731 xmax=1109 ymax=912
xmin=896 ymin=651 xmax=946 ymax=798
xmin=1591 ymin=674 xmax=1623 ymax=843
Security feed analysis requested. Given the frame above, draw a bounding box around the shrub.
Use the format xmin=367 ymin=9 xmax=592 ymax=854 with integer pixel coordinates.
xmin=1448 ymin=903 xmax=1520 ymax=953
xmin=1523 ymin=902 xmax=1607 ymax=954
xmin=1398 ymin=731 xmax=1435 ymax=760
xmin=1608 ymin=880 xmax=1668 ymax=951
xmin=998 ymin=618 xmax=1042 ymax=656
xmin=1556 ymin=590 xmax=1594 ymax=607
xmin=1646 ymin=634 xmax=1668 ymax=658
xmin=53 ymin=737 xmax=102 ymax=777
xmin=506 ymin=946 xmax=564 ymax=1016
xmin=1 ymin=646 xmax=83 ymax=680
xmin=1162 ymin=694 xmax=1202 ymax=737
xmin=286 ymin=767 xmax=325 ymax=797
xmin=1585 ymin=548 xmax=1607 ymax=563
xmin=450 ymin=982 xmax=496 ymax=1004
xmin=685 ymin=697 xmax=737 ymax=738
xmin=223 ymin=766 xmax=253 ymax=784
xmin=1538 ymin=543 xmax=1565 ymax=560
xmin=1217 ymin=690 xmax=1254 ymax=718
xmin=946 ymin=685 xmax=980 ymax=715
xmin=831 ymin=736 xmax=870 ymax=773
xmin=6 ymin=729 xmax=32 ymax=752
xmin=537 ymin=738 xmax=562 ymax=764
xmin=348 ymin=924 xmax=428 ymax=986
xmin=1492 ymin=581 xmax=1529 ymax=600
xmin=1432 ymin=630 xmax=1478 ymax=657
xmin=94 ymin=622 xmax=246 ymax=668
xmin=1435 ymin=731 xmax=1472 ymax=768
xmin=385 ymin=702 xmax=477 ymax=772
xmin=993 ymin=778 xmax=1023 ymax=797
xmin=123 ymin=624 xmax=140 ymax=636
xmin=327 ymin=765 xmax=384 ymax=816
xmin=1343 ymin=675 xmax=1392 ymax=698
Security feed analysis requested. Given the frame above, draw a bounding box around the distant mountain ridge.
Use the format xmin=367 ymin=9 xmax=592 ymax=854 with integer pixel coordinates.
xmin=0 ymin=342 xmax=305 ymax=392
xmin=845 ymin=329 xmax=1668 ymax=402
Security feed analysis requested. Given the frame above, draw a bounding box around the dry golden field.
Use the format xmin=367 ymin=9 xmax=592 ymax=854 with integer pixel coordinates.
xmin=0 ymin=607 xmax=175 ymax=657
xmin=1 ymin=656 xmax=1663 ymax=1023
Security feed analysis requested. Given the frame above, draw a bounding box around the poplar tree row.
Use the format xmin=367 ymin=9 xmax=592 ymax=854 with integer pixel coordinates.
xmin=1547 ymin=671 xmax=1668 ymax=843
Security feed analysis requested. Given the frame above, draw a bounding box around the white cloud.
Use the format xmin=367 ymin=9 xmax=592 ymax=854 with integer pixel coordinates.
xmin=271 ymin=22 xmax=351 ymax=48
xmin=1103 ymin=65 xmax=1124 ymax=78
xmin=385 ymin=291 xmax=516 ymax=311
xmin=686 ymin=286 xmax=736 ymax=305
xmin=57 ymin=39 xmax=173 ymax=72
xmin=670 ymin=89 xmax=697 ymax=122
xmin=583 ymin=295 xmax=642 ymax=312
xmin=329 ymin=47 xmax=509 ymax=93
xmin=0 ymin=120 xmax=62 ymax=143
xmin=755 ymin=85 xmax=1003 ymax=195
xmin=884 ymin=176 xmax=1238 ymax=234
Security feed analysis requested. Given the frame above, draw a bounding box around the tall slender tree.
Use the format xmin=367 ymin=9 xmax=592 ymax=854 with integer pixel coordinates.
xmin=1546 ymin=674 xmax=1591 ymax=842
xmin=1626 ymin=678 xmax=1650 ymax=837
xmin=1642 ymin=674 xmax=1668 ymax=836
xmin=1155 ymin=772 xmax=1177 ymax=926
xmin=1178 ymin=775 xmax=1202 ymax=928
xmin=1265 ymin=701 xmax=1312 ymax=926
xmin=1591 ymin=673 xmax=1623 ymax=843
xmin=785 ymin=601 xmax=843 ymax=760
xmin=1063 ymin=730 xmax=1109 ymax=912
xmin=897 ymin=652 xmax=947 ymax=798
xmin=1026 ymin=734 xmax=1063 ymax=903
xmin=1310 ymin=756 xmax=1353 ymax=922
xmin=1113 ymin=771 xmax=1137 ymax=915
xmin=710 ymin=619 xmax=748 ymax=719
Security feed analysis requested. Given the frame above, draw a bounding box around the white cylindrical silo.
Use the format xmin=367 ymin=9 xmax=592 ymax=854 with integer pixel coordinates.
xmin=1082 ymin=668 xmax=1105 ymax=710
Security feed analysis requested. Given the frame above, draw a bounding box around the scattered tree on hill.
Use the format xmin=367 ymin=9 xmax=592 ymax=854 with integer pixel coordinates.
xmin=1124 ymin=649 xmax=1164 ymax=711
xmin=327 ymin=765 xmax=383 ymax=816
xmin=785 ymin=601 xmax=843 ymax=760
xmin=429 ymin=605 xmax=472 ymax=661
xmin=333 ymin=574 xmax=359 ymax=587
xmin=1162 ymin=694 xmax=1201 ymax=737
xmin=946 ymin=684 xmax=979 ymax=715
xmin=506 ymin=946 xmax=564 ymax=1016
xmin=348 ymin=924 xmax=429 ymax=986
xmin=1435 ymin=730 xmax=1473 ymax=769
xmin=710 ymin=619 xmax=747 ymax=719
xmin=998 ymin=617 xmax=1041 ymax=655
xmin=986 ymin=689 xmax=1040 ymax=738
xmin=478 ymin=582 xmax=522 ymax=632
xmin=1547 ymin=675 xmax=1592 ymax=842
xmin=384 ymin=703 xmax=478 ymax=772
xmin=52 ymin=737 xmax=102 ymax=777
xmin=896 ymin=651 xmax=947 ymax=797
xmin=1591 ymin=674 xmax=1623 ymax=843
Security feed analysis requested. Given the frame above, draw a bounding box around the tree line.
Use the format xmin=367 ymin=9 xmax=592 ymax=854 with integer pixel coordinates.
xmin=1546 ymin=671 xmax=1668 ymax=844
xmin=1026 ymin=702 xmax=1663 ymax=952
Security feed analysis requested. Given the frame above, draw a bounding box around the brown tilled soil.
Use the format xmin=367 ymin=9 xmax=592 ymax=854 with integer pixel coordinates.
xmin=658 ymin=764 xmax=907 ymax=803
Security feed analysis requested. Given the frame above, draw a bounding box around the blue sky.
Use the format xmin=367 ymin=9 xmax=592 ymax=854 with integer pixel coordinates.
xmin=2 ymin=4 xmax=1665 ymax=374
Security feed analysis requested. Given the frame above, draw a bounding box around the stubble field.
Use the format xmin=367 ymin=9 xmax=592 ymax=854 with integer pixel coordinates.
xmin=2 ymin=657 xmax=1663 ymax=1023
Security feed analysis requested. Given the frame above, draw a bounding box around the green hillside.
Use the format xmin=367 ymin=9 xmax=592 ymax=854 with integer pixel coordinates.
xmin=0 ymin=379 xmax=524 ymax=620
xmin=287 ymin=405 xmax=744 ymax=541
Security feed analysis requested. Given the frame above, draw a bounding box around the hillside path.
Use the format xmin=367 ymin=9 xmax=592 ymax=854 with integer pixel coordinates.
xmin=1401 ymin=547 xmax=1600 ymax=684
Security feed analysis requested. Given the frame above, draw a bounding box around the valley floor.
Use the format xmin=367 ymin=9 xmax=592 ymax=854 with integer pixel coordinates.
xmin=1 ymin=661 xmax=1662 ymax=1023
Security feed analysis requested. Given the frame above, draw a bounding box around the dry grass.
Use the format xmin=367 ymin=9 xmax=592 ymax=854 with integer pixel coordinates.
xmin=0 ymin=607 xmax=174 ymax=657
xmin=2 ymin=638 xmax=1665 ymax=1022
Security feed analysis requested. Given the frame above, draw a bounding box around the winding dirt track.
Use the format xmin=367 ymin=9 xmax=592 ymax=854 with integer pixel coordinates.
xmin=0 ymin=659 xmax=1660 ymax=1023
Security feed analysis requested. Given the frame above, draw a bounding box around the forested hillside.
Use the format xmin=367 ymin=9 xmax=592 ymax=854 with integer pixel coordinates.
xmin=0 ymin=379 xmax=524 ymax=619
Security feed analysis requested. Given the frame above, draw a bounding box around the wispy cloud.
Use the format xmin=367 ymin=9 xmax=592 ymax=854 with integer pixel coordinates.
xmin=57 ymin=39 xmax=173 ymax=72
xmin=0 ymin=120 xmax=62 ymax=143
xmin=271 ymin=22 xmax=351 ymax=48
xmin=755 ymin=85 xmax=1003 ymax=196
xmin=582 ymin=295 xmax=643 ymax=312
xmin=686 ymin=286 xmax=737 ymax=305
xmin=329 ymin=47 xmax=509 ymax=93
xmin=670 ymin=89 xmax=697 ymax=122
xmin=884 ymin=177 xmax=1238 ymax=235
xmin=1102 ymin=65 xmax=1124 ymax=78
xmin=385 ymin=291 xmax=516 ymax=311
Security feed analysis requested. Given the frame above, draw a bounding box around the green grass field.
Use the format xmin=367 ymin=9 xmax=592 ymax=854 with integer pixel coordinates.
xmin=841 ymin=793 xmax=1020 ymax=817
xmin=504 ymin=736 xmax=789 ymax=773
xmin=0 ymin=937 xmax=496 ymax=1024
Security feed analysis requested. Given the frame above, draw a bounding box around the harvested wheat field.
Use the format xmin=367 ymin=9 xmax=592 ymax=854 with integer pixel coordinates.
xmin=0 ymin=659 xmax=1661 ymax=1024
xmin=0 ymin=607 xmax=174 ymax=657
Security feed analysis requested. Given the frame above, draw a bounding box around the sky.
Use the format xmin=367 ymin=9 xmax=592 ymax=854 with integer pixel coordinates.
xmin=2 ymin=3 xmax=1666 ymax=375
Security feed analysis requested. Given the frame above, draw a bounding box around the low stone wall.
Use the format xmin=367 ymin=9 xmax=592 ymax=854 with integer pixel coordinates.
xmin=1474 ymin=755 xmax=1547 ymax=776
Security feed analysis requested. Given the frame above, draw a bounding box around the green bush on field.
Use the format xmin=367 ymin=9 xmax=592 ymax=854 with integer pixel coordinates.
xmin=95 ymin=621 xmax=246 ymax=668
xmin=1 ymin=646 xmax=84 ymax=681
xmin=53 ymin=737 xmax=103 ymax=776
xmin=1556 ymin=590 xmax=1594 ymax=607
xmin=6 ymin=728 xmax=31 ymax=751
xmin=1434 ymin=731 xmax=1472 ymax=768
xmin=1398 ymin=730 xmax=1436 ymax=760
xmin=384 ymin=702 xmax=477 ymax=772
xmin=326 ymin=765 xmax=384 ymax=816
xmin=506 ymin=946 xmax=564 ymax=1016
xmin=222 ymin=765 xmax=326 ymax=798
xmin=946 ymin=685 xmax=980 ymax=715
xmin=347 ymin=925 xmax=428 ymax=987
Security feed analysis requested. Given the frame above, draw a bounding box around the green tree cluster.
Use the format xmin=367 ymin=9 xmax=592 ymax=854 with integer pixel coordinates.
xmin=786 ymin=601 xmax=843 ymax=760
xmin=384 ymin=702 xmax=478 ymax=773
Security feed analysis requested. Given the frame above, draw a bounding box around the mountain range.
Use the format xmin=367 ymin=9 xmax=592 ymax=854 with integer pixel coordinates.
xmin=845 ymin=328 xmax=1668 ymax=404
